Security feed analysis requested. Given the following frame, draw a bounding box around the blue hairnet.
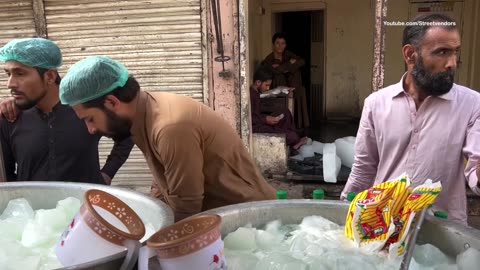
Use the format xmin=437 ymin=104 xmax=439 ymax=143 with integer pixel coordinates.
xmin=0 ymin=38 xmax=62 ymax=69
xmin=59 ymin=56 xmax=129 ymax=106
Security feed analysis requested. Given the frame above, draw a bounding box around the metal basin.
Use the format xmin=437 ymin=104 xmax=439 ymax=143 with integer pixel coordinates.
xmin=0 ymin=181 xmax=174 ymax=270
xmin=202 ymin=199 xmax=480 ymax=258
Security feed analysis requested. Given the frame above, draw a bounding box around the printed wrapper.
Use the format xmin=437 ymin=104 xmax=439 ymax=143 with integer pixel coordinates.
xmin=381 ymin=176 xmax=412 ymax=249
xmin=345 ymin=179 xmax=399 ymax=251
xmin=345 ymin=175 xmax=409 ymax=241
xmin=344 ymin=175 xmax=442 ymax=255
xmin=388 ymin=179 xmax=442 ymax=258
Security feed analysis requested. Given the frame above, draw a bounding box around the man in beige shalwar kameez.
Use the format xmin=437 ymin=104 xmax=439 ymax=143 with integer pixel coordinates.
xmin=59 ymin=56 xmax=276 ymax=221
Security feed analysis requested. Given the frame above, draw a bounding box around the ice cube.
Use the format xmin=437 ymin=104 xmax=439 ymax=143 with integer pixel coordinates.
xmin=265 ymin=220 xmax=281 ymax=231
xmin=289 ymin=154 xmax=304 ymax=161
xmin=299 ymin=145 xmax=315 ymax=158
xmin=311 ymin=141 xmax=324 ymax=153
xmin=306 ymin=137 xmax=313 ymax=145
xmin=0 ymin=198 xmax=34 ymax=220
xmin=38 ymin=248 xmax=63 ymax=270
xmin=413 ymin=244 xmax=451 ymax=266
xmin=21 ymin=220 xmax=56 ymax=248
xmin=254 ymin=252 xmax=307 ymax=270
xmin=457 ymin=247 xmax=480 ymax=270
xmin=35 ymin=208 xmax=68 ymax=231
xmin=255 ymin=229 xmax=283 ymax=250
xmin=0 ymin=217 xmax=28 ymax=241
xmin=224 ymin=249 xmax=259 ymax=270
xmin=9 ymin=255 xmax=41 ymax=270
xmin=300 ymin=215 xmax=340 ymax=232
xmin=221 ymin=215 xmax=459 ymax=270
xmin=408 ymin=257 xmax=434 ymax=270
xmin=56 ymin=197 xmax=81 ymax=220
xmin=0 ymin=239 xmax=40 ymax=270
xmin=224 ymin=227 xmax=257 ymax=251
xmin=335 ymin=137 xmax=355 ymax=168
xmin=323 ymin=143 xmax=341 ymax=183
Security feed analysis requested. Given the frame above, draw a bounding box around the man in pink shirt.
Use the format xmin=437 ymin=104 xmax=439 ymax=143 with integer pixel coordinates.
xmin=341 ymin=13 xmax=480 ymax=225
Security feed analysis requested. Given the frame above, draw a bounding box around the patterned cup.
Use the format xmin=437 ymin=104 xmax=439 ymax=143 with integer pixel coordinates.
xmin=138 ymin=214 xmax=227 ymax=270
xmin=55 ymin=189 xmax=145 ymax=269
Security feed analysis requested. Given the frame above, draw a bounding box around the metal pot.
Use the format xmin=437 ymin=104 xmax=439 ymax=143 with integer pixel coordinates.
xmin=0 ymin=181 xmax=174 ymax=270
xmin=202 ymin=199 xmax=480 ymax=258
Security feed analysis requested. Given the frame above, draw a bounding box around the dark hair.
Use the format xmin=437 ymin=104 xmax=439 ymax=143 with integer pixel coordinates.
xmin=253 ymin=67 xmax=273 ymax=82
xmin=36 ymin=67 xmax=61 ymax=85
xmin=83 ymin=76 xmax=140 ymax=109
xmin=272 ymin=32 xmax=287 ymax=44
xmin=402 ymin=13 xmax=457 ymax=49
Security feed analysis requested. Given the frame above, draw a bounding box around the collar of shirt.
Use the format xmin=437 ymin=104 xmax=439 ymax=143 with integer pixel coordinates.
xmin=32 ymin=101 xmax=66 ymax=119
xmin=250 ymin=86 xmax=260 ymax=95
xmin=390 ymin=72 xmax=455 ymax=101
xmin=130 ymin=91 xmax=148 ymax=137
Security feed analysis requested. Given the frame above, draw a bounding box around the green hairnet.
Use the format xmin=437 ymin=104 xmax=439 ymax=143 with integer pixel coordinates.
xmin=0 ymin=38 xmax=62 ymax=69
xmin=59 ymin=56 xmax=129 ymax=106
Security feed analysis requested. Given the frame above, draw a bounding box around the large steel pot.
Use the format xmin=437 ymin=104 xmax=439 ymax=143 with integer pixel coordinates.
xmin=0 ymin=181 xmax=174 ymax=270
xmin=202 ymin=199 xmax=480 ymax=258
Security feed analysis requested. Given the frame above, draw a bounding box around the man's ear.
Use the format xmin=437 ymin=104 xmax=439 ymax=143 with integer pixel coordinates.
xmin=402 ymin=44 xmax=417 ymax=65
xmin=44 ymin=69 xmax=58 ymax=84
xmin=103 ymin=94 xmax=121 ymax=111
xmin=254 ymin=80 xmax=261 ymax=87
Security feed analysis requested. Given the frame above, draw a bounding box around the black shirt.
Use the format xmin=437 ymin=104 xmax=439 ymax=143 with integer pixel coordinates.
xmin=0 ymin=103 xmax=134 ymax=184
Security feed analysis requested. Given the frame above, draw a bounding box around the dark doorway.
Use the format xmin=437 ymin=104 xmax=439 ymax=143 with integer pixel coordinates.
xmin=280 ymin=11 xmax=312 ymax=98
xmin=275 ymin=10 xmax=325 ymax=138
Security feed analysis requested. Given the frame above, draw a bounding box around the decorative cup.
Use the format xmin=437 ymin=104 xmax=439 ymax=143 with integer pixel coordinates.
xmin=54 ymin=189 xmax=145 ymax=270
xmin=138 ymin=214 xmax=227 ymax=270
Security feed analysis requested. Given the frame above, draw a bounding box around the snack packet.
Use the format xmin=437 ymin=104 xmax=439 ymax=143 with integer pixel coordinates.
xmin=345 ymin=179 xmax=399 ymax=251
xmin=381 ymin=175 xmax=412 ymax=248
xmin=388 ymin=179 xmax=442 ymax=258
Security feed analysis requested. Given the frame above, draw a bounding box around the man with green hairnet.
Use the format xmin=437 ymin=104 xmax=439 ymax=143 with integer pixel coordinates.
xmin=0 ymin=38 xmax=134 ymax=184
xmin=60 ymin=55 xmax=276 ymax=221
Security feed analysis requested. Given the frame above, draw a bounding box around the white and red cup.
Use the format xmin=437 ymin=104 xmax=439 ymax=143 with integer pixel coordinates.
xmin=55 ymin=189 xmax=145 ymax=270
xmin=138 ymin=214 xmax=227 ymax=270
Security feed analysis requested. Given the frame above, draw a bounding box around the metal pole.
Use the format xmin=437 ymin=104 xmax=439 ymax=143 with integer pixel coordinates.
xmin=371 ymin=0 xmax=388 ymax=92
xmin=400 ymin=207 xmax=429 ymax=270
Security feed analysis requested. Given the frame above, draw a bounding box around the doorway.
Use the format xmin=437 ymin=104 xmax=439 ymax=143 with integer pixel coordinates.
xmin=273 ymin=10 xmax=325 ymax=135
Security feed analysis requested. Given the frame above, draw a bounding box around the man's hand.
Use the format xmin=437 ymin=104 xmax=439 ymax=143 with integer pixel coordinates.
xmin=101 ymin=172 xmax=112 ymax=185
xmin=289 ymin=58 xmax=297 ymax=64
xmin=0 ymin=97 xmax=19 ymax=122
xmin=266 ymin=115 xmax=280 ymax=126
xmin=288 ymin=87 xmax=295 ymax=98
xmin=272 ymin=64 xmax=279 ymax=68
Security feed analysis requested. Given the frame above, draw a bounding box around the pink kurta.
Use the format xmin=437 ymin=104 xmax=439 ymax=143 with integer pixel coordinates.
xmin=342 ymin=76 xmax=480 ymax=224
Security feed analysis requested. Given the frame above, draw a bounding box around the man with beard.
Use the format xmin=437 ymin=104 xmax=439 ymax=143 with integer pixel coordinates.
xmin=250 ymin=67 xmax=308 ymax=150
xmin=341 ymin=13 xmax=480 ymax=225
xmin=59 ymin=56 xmax=276 ymax=221
xmin=0 ymin=38 xmax=133 ymax=184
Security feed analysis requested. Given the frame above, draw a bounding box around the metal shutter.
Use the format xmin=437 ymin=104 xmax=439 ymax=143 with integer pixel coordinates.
xmin=0 ymin=0 xmax=37 ymax=98
xmin=44 ymin=0 xmax=205 ymax=192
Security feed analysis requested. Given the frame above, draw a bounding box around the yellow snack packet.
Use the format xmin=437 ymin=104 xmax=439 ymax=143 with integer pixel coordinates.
xmin=345 ymin=175 xmax=409 ymax=240
xmin=388 ymin=179 xmax=442 ymax=257
xmin=345 ymin=179 xmax=399 ymax=251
